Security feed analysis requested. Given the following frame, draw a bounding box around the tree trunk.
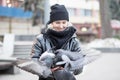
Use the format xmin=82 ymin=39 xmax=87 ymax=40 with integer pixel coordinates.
xmin=99 ymin=0 xmax=113 ymax=39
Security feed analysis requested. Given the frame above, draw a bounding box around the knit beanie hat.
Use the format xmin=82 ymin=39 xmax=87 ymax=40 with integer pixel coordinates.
xmin=48 ymin=4 xmax=69 ymax=24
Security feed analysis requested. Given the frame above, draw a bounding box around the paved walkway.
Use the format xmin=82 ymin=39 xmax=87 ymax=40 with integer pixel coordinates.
xmin=0 ymin=53 xmax=120 ymax=80
xmin=76 ymin=53 xmax=120 ymax=80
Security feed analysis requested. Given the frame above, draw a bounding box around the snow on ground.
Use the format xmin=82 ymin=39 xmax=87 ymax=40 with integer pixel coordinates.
xmin=86 ymin=38 xmax=120 ymax=48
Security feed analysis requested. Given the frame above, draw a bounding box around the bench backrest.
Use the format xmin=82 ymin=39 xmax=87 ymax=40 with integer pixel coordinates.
xmin=13 ymin=42 xmax=32 ymax=58
xmin=2 ymin=34 xmax=15 ymax=57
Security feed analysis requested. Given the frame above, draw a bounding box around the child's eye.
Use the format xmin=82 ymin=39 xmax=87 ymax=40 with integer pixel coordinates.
xmin=56 ymin=22 xmax=60 ymax=24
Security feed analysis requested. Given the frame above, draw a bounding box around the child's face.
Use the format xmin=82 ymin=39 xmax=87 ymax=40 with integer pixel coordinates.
xmin=51 ymin=20 xmax=68 ymax=31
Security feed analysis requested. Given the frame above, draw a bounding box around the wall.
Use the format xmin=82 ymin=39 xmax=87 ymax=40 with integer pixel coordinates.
xmin=0 ymin=18 xmax=43 ymax=35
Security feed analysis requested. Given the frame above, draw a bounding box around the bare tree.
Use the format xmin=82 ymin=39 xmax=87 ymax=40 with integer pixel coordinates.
xmin=99 ymin=0 xmax=113 ymax=38
xmin=109 ymin=0 xmax=120 ymax=20
xmin=22 ymin=0 xmax=45 ymax=26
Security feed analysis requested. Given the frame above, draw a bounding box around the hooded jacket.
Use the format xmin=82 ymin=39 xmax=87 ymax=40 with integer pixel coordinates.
xmin=31 ymin=26 xmax=82 ymax=59
xmin=31 ymin=26 xmax=83 ymax=79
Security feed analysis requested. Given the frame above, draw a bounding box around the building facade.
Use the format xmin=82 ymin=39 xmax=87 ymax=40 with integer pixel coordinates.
xmin=0 ymin=0 xmax=101 ymax=40
xmin=0 ymin=0 xmax=41 ymax=35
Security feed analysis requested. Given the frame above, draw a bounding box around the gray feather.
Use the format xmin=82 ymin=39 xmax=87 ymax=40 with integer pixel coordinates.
xmin=55 ymin=49 xmax=101 ymax=72
xmin=16 ymin=50 xmax=55 ymax=78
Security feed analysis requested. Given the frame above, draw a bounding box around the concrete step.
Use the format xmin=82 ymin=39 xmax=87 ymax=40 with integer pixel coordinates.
xmin=13 ymin=41 xmax=33 ymax=58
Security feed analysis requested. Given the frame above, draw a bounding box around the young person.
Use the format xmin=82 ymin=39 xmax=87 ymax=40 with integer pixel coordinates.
xmin=31 ymin=4 xmax=83 ymax=80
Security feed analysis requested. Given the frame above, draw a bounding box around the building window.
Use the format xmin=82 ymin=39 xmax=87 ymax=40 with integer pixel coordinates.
xmin=85 ymin=9 xmax=92 ymax=16
xmin=79 ymin=9 xmax=85 ymax=16
xmin=77 ymin=9 xmax=92 ymax=17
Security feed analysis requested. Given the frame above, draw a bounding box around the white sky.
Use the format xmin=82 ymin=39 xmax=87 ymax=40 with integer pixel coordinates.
xmin=49 ymin=0 xmax=99 ymax=10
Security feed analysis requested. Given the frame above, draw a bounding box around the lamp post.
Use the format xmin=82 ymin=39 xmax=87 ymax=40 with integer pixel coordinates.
xmin=8 ymin=17 xmax=12 ymax=33
xmin=44 ymin=0 xmax=50 ymax=24
xmin=7 ymin=0 xmax=12 ymax=33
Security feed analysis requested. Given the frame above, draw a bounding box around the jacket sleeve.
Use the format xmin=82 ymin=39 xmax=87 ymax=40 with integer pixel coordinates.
xmin=53 ymin=37 xmax=84 ymax=75
xmin=31 ymin=36 xmax=43 ymax=61
xmin=72 ymin=38 xmax=82 ymax=53
xmin=72 ymin=38 xmax=84 ymax=75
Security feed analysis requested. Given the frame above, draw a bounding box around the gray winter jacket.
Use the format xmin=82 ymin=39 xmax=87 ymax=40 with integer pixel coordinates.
xmin=31 ymin=34 xmax=82 ymax=59
xmin=31 ymin=28 xmax=83 ymax=75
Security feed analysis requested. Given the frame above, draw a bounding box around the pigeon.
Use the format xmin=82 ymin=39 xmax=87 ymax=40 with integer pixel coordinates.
xmin=16 ymin=50 xmax=55 ymax=78
xmin=54 ymin=48 xmax=101 ymax=73
xmin=15 ymin=47 xmax=101 ymax=79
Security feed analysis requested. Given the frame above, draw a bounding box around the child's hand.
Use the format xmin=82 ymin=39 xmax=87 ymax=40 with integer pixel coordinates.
xmin=51 ymin=66 xmax=63 ymax=72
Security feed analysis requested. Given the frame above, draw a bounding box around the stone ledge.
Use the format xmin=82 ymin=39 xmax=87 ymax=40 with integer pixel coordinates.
xmin=94 ymin=48 xmax=120 ymax=53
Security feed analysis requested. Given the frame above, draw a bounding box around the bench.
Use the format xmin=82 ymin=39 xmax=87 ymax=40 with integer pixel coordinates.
xmin=13 ymin=41 xmax=33 ymax=58
xmin=0 ymin=34 xmax=34 ymax=74
xmin=0 ymin=34 xmax=19 ymax=74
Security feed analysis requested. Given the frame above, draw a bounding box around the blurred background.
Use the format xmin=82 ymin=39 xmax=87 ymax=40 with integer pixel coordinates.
xmin=0 ymin=0 xmax=120 ymax=42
